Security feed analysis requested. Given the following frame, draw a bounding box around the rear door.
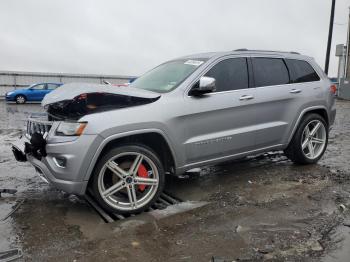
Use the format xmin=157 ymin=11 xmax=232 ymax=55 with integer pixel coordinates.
xmin=182 ymin=57 xmax=257 ymax=165
xmin=45 ymin=83 xmax=60 ymax=97
xmin=251 ymin=57 xmax=319 ymax=148
xmin=284 ymin=58 xmax=322 ymax=135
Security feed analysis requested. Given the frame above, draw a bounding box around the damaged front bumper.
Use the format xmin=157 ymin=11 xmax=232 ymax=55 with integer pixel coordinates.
xmin=10 ymin=83 xmax=161 ymax=195
xmin=11 ymin=131 xmax=101 ymax=196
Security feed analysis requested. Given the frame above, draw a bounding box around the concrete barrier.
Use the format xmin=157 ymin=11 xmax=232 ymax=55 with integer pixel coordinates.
xmin=0 ymin=70 xmax=136 ymax=97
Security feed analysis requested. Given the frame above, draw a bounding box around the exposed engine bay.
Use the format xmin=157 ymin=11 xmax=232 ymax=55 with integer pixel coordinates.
xmin=46 ymin=92 xmax=159 ymax=120
xmin=41 ymin=83 xmax=161 ymax=120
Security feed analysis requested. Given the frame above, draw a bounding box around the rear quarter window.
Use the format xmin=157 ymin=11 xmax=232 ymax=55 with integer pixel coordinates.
xmin=251 ymin=58 xmax=290 ymax=87
xmin=285 ymin=59 xmax=320 ymax=83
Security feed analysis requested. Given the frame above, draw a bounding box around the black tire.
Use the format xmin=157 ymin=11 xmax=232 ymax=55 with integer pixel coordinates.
xmin=15 ymin=95 xmax=26 ymax=104
xmin=284 ymin=113 xmax=328 ymax=165
xmin=91 ymin=144 xmax=165 ymax=215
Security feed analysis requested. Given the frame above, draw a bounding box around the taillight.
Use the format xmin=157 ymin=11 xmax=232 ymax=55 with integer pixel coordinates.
xmin=330 ymin=84 xmax=337 ymax=94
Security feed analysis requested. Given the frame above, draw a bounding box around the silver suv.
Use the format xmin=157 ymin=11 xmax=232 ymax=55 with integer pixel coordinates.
xmin=12 ymin=50 xmax=336 ymax=214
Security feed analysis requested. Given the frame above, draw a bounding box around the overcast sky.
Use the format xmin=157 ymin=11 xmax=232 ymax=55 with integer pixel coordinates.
xmin=0 ymin=0 xmax=349 ymax=77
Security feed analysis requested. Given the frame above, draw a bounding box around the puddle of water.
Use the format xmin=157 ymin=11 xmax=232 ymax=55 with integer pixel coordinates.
xmin=109 ymin=201 xmax=209 ymax=234
xmin=149 ymin=201 xmax=208 ymax=220
xmin=64 ymin=203 xmax=108 ymax=240
xmin=322 ymin=226 xmax=350 ymax=262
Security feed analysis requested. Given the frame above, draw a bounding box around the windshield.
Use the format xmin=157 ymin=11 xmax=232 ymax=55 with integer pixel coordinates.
xmin=130 ymin=59 xmax=207 ymax=93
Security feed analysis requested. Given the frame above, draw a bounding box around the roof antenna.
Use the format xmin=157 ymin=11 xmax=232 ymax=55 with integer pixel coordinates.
xmin=102 ymin=80 xmax=111 ymax=85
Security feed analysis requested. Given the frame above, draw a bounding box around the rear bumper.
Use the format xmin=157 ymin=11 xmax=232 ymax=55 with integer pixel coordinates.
xmin=11 ymin=134 xmax=100 ymax=195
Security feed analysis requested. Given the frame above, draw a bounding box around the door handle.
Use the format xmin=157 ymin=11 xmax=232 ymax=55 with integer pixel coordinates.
xmin=239 ymin=95 xmax=254 ymax=101
xmin=290 ymin=89 xmax=302 ymax=94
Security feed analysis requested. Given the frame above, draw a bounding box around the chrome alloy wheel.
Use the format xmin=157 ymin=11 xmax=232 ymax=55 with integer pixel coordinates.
xmin=301 ymin=120 xmax=327 ymax=160
xmin=97 ymin=152 xmax=159 ymax=211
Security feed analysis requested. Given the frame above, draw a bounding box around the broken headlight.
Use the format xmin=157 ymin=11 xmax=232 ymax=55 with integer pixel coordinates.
xmin=56 ymin=122 xmax=87 ymax=136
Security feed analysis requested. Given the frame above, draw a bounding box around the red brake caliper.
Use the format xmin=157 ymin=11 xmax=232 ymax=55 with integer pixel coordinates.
xmin=137 ymin=164 xmax=148 ymax=192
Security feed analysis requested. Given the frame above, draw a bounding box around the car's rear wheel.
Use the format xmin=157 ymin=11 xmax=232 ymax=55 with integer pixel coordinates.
xmin=91 ymin=144 xmax=165 ymax=215
xmin=15 ymin=95 xmax=26 ymax=104
xmin=284 ymin=113 xmax=328 ymax=164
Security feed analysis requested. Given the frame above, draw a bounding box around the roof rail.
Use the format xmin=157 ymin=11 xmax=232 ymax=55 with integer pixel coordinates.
xmin=234 ymin=49 xmax=300 ymax=55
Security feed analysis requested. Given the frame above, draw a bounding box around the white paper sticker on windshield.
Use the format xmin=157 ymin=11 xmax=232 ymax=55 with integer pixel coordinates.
xmin=184 ymin=60 xmax=204 ymax=66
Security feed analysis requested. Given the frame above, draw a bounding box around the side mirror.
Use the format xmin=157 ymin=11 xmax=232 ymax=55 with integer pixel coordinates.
xmin=190 ymin=76 xmax=216 ymax=96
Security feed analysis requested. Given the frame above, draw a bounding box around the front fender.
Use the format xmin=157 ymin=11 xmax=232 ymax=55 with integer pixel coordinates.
xmin=81 ymin=128 xmax=177 ymax=190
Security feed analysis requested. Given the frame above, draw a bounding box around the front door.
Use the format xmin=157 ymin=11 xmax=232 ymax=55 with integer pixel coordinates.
xmin=30 ymin=83 xmax=47 ymax=101
xmin=182 ymin=57 xmax=257 ymax=165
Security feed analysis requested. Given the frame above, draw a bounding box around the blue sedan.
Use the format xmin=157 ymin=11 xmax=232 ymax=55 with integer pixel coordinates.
xmin=5 ymin=83 xmax=63 ymax=104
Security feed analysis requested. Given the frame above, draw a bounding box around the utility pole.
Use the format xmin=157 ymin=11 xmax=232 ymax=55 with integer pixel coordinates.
xmin=325 ymin=0 xmax=336 ymax=75
xmin=346 ymin=7 xmax=350 ymax=78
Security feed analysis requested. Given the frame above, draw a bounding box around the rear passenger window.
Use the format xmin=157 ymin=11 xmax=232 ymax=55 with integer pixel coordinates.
xmin=47 ymin=84 xmax=59 ymax=90
xmin=252 ymin=58 xmax=290 ymax=87
xmin=205 ymin=58 xmax=249 ymax=92
xmin=285 ymin=59 xmax=320 ymax=83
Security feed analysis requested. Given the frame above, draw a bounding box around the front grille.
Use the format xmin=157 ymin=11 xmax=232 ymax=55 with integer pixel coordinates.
xmin=26 ymin=117 xmax=53 ymax=138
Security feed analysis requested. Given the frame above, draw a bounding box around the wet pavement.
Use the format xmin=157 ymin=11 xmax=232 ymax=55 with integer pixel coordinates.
xmin=1 ymin=100 xmax=350 ymax=261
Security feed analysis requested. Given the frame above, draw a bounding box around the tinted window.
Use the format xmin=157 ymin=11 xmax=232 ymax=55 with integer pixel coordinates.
xmin=205 ymin=58 xmax=249 ymax=92
xmin=285 ymin=59 xmax=320 ymax=83
xmin=252 ymin=58 xmax=290 ymax=87
xmin=47 ymin=84 xmax=59 ymax=90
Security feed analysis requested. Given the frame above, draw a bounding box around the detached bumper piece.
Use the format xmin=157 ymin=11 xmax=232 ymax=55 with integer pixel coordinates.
xmin=0 ymin=188 xmax=17 ymax=197
xmin=12 ymin=132 xmax=47 ymax=162
xmin=12 ymin=145 xmax=27 ymax=162
xmin=0 ymin=248 xmax=23 ymax=261
xmin=24 ymin=132 xmax=47 ymax=160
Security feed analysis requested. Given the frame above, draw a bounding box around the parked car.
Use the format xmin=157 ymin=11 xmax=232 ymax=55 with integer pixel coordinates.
xmin=329 ymin=77 xmax=338 ymax=84
xmin=11 ymin=50 xmax=336 ymax=215
xmin=5 ymin=83 xmax=63 ymax=104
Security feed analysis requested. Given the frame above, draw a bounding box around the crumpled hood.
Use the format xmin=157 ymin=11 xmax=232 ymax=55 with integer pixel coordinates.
xmin=42 ymin=82 xmax=160 ymax=106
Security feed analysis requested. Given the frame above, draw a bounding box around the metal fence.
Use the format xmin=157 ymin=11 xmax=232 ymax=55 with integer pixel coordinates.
xmin=0 ymin=70 xmax=136 ymax=97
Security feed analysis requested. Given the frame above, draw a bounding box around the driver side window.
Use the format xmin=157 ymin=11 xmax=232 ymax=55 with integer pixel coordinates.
xmin=205 ymin=58 xmax=249 ymax=92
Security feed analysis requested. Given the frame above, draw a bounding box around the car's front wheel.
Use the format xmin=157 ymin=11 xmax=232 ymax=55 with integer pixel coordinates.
xmin=15 ymin=95 xmax=26 ymax=104
xmin=284 ymin=113 xmax=328 ymax=164
xmin=91 ymin=144 xmax=165 ymax=215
